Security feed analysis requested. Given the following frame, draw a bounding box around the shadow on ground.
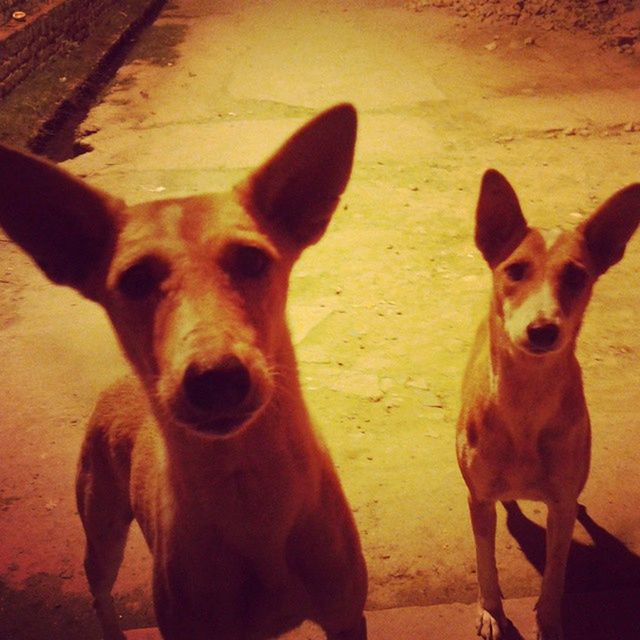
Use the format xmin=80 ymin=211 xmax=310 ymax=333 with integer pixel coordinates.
xmin=504 ymin=501 xmax=640 ymax=640
xmin=0 ymin=574 xmax=154 ymax=640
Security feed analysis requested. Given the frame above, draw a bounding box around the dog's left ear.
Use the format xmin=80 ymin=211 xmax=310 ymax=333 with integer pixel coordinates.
xmin=581 ymin=183 xmax=640 ymax=275
xmin=0 ymin=145 xmax=123 ymax=300
xmin=239 ymin=103 xmax=357 ymax=249
xmin=475 ymin=169 xmax=529 ymax=268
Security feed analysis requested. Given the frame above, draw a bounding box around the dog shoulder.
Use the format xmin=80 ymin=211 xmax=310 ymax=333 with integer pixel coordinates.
xmin=80 ymin=375 xmax=151 ymax=477
xmin=89 ymin=375 xmax=149 ymax=433
xmin=459 ymin=318 xmax=492 ymax=416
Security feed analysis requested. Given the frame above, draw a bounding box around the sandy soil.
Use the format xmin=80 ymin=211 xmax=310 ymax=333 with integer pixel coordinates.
xmin=1 ymin=1 xmax=639 ymax=638
xmin=409 ymin=0 xmax=640 ymax=53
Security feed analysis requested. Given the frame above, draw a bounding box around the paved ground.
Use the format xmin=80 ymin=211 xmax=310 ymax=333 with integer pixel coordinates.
xmin=1 ymin=1 xmax=640 ymax=638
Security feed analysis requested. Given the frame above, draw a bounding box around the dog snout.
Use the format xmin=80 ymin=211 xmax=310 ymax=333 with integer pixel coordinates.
xmin=183 ymin=355 xmax=251 ymax=413
xmin=526 ymin=322 xmax=559 ymax=352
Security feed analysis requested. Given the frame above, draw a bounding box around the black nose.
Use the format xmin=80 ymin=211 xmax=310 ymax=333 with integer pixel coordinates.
xmin=527 ymin=323 xmax=559 ymax=351
xmin=182 ymin=356 xmax=251 ymax=413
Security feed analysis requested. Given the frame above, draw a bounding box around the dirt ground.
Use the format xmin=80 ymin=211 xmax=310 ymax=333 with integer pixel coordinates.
xmin=409 ymin=0 xmax=640 ymax=52
xmin=1 ymin=1 xmax=640 ymax=638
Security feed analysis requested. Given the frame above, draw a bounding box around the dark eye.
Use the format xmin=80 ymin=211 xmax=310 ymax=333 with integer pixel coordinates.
xmin=117 ymin=256 xmax=169 ymax=300
xmin=223 ymin=245 xmax=272 ymax=280
xmin=561 ymin=262 xmax=588 ymax=292
xmin=505 ymin=261 xmax=529 ymax=282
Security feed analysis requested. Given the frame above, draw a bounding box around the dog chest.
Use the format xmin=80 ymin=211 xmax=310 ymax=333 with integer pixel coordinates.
xmin=459 ymin=405 xmax=589 ymax=503
xmin=153 ymin=540 xmax=312 ymax=639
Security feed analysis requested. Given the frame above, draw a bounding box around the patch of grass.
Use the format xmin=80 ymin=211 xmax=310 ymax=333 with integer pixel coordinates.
xmin=0 ymin=0 xmax=170 ymax=153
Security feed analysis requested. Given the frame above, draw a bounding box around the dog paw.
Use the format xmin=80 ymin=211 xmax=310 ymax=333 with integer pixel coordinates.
xmin=476 ymin=608 xmax=508 ymax=640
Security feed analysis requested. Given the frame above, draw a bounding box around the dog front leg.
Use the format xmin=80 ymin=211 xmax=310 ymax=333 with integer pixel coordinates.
xmin=82 ymin=523 xmax=130 ymax=640
xmin=77 ymin=454 xmax=132 ymax=640
xmin=536 ymin=500 xmax=577 ymax=640
xmin=468 ymin=496 xmax=507 ymax=640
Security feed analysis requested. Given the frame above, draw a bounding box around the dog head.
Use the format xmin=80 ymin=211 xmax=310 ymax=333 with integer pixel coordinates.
xmin=475 ymin=169 xmax=640 ymax=357
xmin=0 ymin=104 xmax=357 ymax=438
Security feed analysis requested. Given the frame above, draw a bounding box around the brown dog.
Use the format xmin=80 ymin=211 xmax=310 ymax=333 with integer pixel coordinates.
xmin=457 ymin=170 xmax=640 ymax=640
xmin=0 ymin=104 xmax=367 ymax=640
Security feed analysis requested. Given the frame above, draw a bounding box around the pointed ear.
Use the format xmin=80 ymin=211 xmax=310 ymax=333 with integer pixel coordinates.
xmin=238 ymin=103 xmax=357 ymax=248
xmin=475 ymin=169 xmax=529 ymax=268
xmin=0 ymin=145 xmax=122 ymax=300
xmin=580 ymin=183 xmax=640 ymax=275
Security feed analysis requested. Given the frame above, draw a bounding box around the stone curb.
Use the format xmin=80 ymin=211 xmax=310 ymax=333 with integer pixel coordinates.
xmin=123 ymin=588 xmax=640 ymax=640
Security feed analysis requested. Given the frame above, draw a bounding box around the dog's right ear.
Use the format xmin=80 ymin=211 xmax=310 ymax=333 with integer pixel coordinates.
xmin=238 ymin=103 xmax=357 ymax=250
xmin=475 ymin=169 xmax=529 ymax=268
xmin=0 ymin=145 xmax=122 ymax=301
xmin=580 ymin=182 xmax=640 ymax=275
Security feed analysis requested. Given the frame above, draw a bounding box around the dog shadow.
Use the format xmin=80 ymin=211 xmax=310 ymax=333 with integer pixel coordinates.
xmin=502 ymin=501 xmax=640 ymax=640
xmin=0 ymin=573 xmax=153 ymax=640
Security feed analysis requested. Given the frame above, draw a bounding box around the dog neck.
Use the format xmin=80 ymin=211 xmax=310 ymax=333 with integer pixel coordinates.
xmin=486 ymin=311 xmax=581 ymax=426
